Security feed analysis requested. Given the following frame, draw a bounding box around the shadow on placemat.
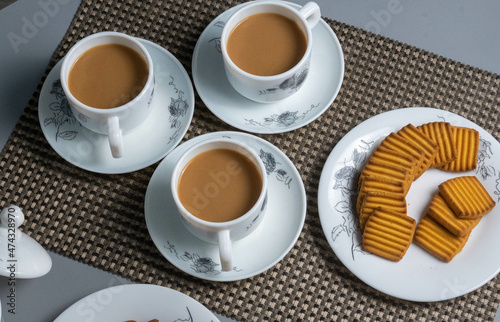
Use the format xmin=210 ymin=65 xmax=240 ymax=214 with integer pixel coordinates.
xmin=1 ymin=0 xmax=499 ymax=321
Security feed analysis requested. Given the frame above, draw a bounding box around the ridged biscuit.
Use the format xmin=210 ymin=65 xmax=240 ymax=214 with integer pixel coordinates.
xmin=396 ymin=123 xmax=438 ymax=178
xmin=372 ymin=145 xmax=416 ymax=188
xmin=358 ymin=161 xmax=411 ymax=196
xmin=438 ymin=176 xmax=495 ymax=219
xmin=417 ymin=122 xmax=457 ymax=168
xmin=359 ymin=191 xmax=407 ymax=231
xmin=358 ymin=146 xmax=414 ymax=195
xmin=356 ymin=176 xmax=406 ymax=216
xmin=378 ymin=132 xmax=425 ymax=180
xmin=439 ymin=126 xmax=479 ymax=172
xmin=363 ymin=207 xmax=416 ymax=262
xmin=426 ymin=193 xmax=481 ymax=237
xmin=414 ymin=214 xmax=470 ymax=262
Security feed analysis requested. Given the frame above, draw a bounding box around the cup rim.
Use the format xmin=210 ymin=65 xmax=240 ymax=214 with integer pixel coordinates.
xmin=59 ymin=31 xmax=154 ymax=114
xmin=220 ymin=1 xmax=313 ymax=80
xmin=171 ymin=138 xmax=268 ymax=228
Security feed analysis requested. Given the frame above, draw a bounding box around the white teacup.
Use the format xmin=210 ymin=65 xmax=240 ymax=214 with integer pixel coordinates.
xmin=60 ymin=31 xmax=155 ymax=158
xmin=221 ymin=1 xmax=321 ymax=103
xmin=171 ymin=138 xmax=268 ymax=271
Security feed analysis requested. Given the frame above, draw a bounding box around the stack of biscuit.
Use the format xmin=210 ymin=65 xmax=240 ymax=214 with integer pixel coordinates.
xmin=357 ymin=121 xmax=496 ymax=262
xmin=414 ymin=176 xmax=495 ymax=262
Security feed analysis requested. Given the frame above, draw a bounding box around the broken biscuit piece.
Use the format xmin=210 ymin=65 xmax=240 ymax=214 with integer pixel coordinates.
xmin=439 ymin=126 xmax=479 ymax=172
xmin=417 ymin=122 xmax=457 ymax=168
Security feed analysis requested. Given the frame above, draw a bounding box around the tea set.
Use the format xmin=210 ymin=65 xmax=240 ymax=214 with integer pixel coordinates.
xmin=144 ymin=131 xmax=306 ymax=281
xmin=34 ymin=0 xmax=342 ymax=281
xmin=39 ymin=39 xmax=195 ymax=173
xmin=192 ymin=1 xmax=343 ymax=133
xmin=4 ymin=0 xmax=498 ymax=315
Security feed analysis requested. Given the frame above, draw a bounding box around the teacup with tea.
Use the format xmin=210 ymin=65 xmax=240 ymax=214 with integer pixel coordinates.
xmin=221 ymin=1 xmax=321 ymax=102
xmin=60 ymin=31 xmax=155 ymax=158
xmin=171 ymin=138 xmax=268 ymax=271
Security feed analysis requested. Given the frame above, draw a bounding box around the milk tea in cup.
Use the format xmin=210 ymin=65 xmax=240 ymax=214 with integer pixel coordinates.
xmin=221 ymin=1 xmax=321 ymax=102
xmin=171 ymin=138 xmax=268 ymax=271
xmin=177 ymin=148 xmax=263 ymax=223
xmin=226 ymin=12 xmax=308 ymax=76
xmin=60 ymin=31 xmax=155 ymax=158
xmin=68 ymin=43 xmax=149 ymax=109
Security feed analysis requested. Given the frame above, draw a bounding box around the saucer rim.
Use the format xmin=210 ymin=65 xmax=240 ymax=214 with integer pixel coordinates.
xmin=191 ymin=1 xmax=345 ymax=134
xmin=144 ymin=131 xmax=307 ymax=282
xmin=38 ymin=39 xmax=195 ymax=174
xmin=54 ymin=284 xmax=221 ymax=321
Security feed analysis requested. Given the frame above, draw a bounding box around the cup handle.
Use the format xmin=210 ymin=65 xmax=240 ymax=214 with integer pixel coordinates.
xmin=107 ymin=116 xmax=123 ymax=158
xmin=299 ymin=2 xmax=321 ymax=29
xmin=218 ymin=230 xmax=233 ymax=272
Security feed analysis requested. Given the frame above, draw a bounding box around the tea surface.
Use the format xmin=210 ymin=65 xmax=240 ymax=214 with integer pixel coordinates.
xmin=68 ymin=44 xmax=149 ymax=109
xmin=227 ymin=12 xmax=307 ymax=76
xmin=178 ymin=149 xmax=262 ymax=222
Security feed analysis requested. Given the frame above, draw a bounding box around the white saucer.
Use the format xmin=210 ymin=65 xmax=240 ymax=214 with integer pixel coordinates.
xmin=144 ymin=131 xmax=306 ymax=282
xmin=54 ymin=284 xmax=220 ymax=321
xmin=192 ymin=1 xmax=344 ymax=134
xmin=39 ymin=39 xmax=194 ymax=174
xmin=318 ymin=107 xmax=500 ymax=302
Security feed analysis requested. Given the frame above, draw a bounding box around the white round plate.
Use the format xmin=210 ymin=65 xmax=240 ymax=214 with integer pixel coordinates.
xmin=39 ymin=39 xmax=194 ymax=174
xmin=318 ymin=107 xmax=500 ymax=302
xmin=192 ymin=1 xmax=344 ymax=134
xmin=54 ymin=284 xmax=220 ymax=322
xmin=145 ymin=131 xmax=306 ymax=281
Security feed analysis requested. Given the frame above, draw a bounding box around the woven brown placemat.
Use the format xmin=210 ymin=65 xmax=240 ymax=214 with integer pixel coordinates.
xmin=1 ymin=0 xmax=500 ymax=320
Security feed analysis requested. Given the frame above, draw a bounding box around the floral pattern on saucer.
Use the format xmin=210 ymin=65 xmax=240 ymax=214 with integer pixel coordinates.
xmin=244 ymin=104 xmax=320 ymax=130
xmin=164 ymin=241 xmax=242 ymax=275
xmin=166 ymin=76 xmax=190 ymax=144
xmin=259 ymin=149 xmax=293 ymax=189
xmin=43 ymin=80 xmax=78 ymax=141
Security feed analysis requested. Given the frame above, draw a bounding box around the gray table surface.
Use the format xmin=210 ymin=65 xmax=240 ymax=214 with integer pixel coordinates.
xmin=0 ymin=1 xmax=499 ymax=321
